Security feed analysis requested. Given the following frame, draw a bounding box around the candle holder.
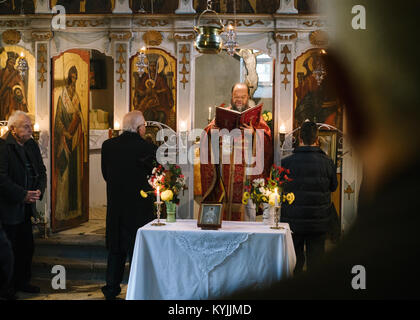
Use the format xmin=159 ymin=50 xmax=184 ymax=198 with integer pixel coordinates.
xmin=152 ymin=201 xmax=166 ymax=226
xmin=32 ymin=131 xmax=40 ymax=142
xmin=112 ymin=129 xmax=120 ymax=138
xmin=279 ymin=132 xmax=286 ymax=148
xmin=270 ymin=204 xmax=285 ymax=230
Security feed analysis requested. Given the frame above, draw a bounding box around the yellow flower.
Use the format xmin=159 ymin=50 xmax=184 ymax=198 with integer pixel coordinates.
xmin=140 ymin=190 xmax=148 ymax=198
xmin=262 ymin=196 xmax=268 ymax=202
xmin=262 ymin=114 xmax=268 ymax=122
xmin=242 ymin=192 xmax=250 ymax=205
xmin=286 ymin=193 xmax=295 ymax=205
xmin=161 ymin=190 xmax=174 ymax=201
xmin=267 ymin=112 xmax=272 ymax=121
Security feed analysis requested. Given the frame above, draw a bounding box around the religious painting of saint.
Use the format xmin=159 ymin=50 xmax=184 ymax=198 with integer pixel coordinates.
xmin=293 ymin=49 xmax=343 ymax=130
xmin=130 ymin=48 xmax=177 ymax=130
xmin=52 ymin=50 xmax=89 ymax=232
xmin=0 ymin=47 xmax=35 ymax=121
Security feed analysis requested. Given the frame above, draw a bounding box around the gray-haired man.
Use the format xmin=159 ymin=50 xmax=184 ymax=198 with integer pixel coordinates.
xmin=101 ymin=111 xmax=157 ymax=300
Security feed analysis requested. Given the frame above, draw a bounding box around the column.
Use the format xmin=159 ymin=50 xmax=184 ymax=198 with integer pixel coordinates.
xmin=113 ymin=41 xmax=131 ymax=127
xmin=33 ymin=33 xmax=52 ymax=229
xmin=276 ymin=0 xmax=298 ymax=14
xmin=174 ymin=32 xmax=196 ymax=219
xmin=35 ymin=0 xmax=50 ymax=13
xmin=175 ymin=0 xmax=196 ymax=14
xmin=113 ymin=0 xmax=132 ymax=14
xmin=274 ymin=32 xmax=297 ymax=165
xmin=341 ymin=116 xmax=363 ymax=233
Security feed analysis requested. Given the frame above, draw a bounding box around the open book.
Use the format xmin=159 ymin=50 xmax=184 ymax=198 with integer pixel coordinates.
xmin=215 ymin=103 xmax=263 ymax=131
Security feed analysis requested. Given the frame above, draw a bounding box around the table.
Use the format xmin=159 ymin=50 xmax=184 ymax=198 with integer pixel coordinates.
xmin=126 ymin=219 xmax=296 ymax=300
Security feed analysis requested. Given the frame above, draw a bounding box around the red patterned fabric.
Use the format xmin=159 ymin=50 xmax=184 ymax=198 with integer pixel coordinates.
xmin=200 ymin=117 xmax=273 ymax=221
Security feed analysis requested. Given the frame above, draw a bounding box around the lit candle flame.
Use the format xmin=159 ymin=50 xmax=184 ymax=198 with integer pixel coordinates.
xmin=34 ymin=123 xmax=40 ymax=132
xmin=280 ymin=124 xmax=286 ymax=133
xmin=180 ymin=121 xmax=187 ymax=132
xmin=114 ymin=121 xmax=120 ymax=130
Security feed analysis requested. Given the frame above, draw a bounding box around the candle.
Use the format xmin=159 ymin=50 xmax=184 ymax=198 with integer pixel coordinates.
xmin=34 ymin=123 xmax=40 ymax=132
xmin=20 ymin=52 xmax=24 ymax=58
xmin=280 ymin=124 xmax=286 ymax=134
xmin=208 ymin=106 xmax=212 ymax=121
xmin=0 ymin=127 xmax=4 ymax=137
xmin=114 ymin=121 xmax=120 ymax=131
xmin=141 ymin=46 xmax=146 ymax=53
xmin=157 ymin=186 xmax=160 ymax=203
xmin=180 ymin=121 xmax=187 ymax=132
xmin=274 ymin=188 xmax=279 ymax=206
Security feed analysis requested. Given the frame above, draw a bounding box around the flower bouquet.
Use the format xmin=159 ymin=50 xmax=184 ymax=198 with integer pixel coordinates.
xmin=242 ymin=165 xmax=295 ymax=224
xmin=141 ymin=164 xmax=187 ymax=222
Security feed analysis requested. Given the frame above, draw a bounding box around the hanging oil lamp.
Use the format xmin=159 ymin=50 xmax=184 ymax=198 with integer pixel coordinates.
xmin=193 ymin=0 xmax=224 ymax=54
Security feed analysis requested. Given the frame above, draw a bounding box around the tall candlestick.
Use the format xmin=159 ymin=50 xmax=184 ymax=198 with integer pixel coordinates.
xmin=274 ymin=188 xmax=279 ymax=207
xmin=157 ymin=186 xmax=160 ymax=203
xmin=208 ymin=106 xmax=212 ymax=121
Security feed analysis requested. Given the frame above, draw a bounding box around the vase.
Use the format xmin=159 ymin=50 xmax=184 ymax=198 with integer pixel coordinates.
xmin=165 ymin=201 xmax=177 ymax=222
xmin=262 ymin=203 xmax=275 ymax=225
xmin=244 ymin=199 xmax=256 ymax=221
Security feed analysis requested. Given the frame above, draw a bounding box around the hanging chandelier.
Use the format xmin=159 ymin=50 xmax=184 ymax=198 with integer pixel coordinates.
xmin=225 ymin=24 xmax=238 ymax=56
xmin=136 ymin=46 xmax=148 ymax=76
xmin=224 ymin=0 xmax=238 ymax=56
xmin=17 ymin=52 xmax=28 ymax=80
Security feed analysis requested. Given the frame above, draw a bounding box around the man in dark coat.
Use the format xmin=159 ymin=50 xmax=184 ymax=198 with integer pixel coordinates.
xmin=101 ymin=110 xmax=157 ymax=300
xmin=0 ymin=111 xmax=46 ymax=298
xmin=280 ymin=120 xmax=337 ymax=274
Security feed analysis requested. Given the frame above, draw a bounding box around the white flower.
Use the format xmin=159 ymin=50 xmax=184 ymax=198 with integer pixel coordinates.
xmin=263 ymin=189 xmax=272 ymax=197
xmin=259 ymin=187 xmax=265 ymax=194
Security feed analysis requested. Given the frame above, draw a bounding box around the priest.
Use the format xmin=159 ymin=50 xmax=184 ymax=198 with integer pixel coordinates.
xmin=200 ymin=83 xmax=273 ymax=221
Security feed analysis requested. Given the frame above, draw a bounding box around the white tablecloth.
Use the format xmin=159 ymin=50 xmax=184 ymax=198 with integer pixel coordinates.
xmin=126 ymin=219 xmax=296 ymax=300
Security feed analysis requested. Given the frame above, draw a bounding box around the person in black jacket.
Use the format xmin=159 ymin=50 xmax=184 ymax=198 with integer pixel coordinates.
xmin=0 ymin=111 xmax=47 ymax=298
xmin=101 ymin=110 xmax=157 ymax=300
xmin=281 ymin=120 xmax=337 ymax=274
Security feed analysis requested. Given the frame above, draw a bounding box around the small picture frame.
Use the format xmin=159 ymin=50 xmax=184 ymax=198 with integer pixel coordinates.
xmin=318 ymin=130 xmax=337 ymax=164
xmin=197 ymin=203 xmax=223 ymax=230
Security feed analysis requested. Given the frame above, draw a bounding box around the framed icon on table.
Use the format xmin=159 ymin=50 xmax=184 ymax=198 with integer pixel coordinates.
xmin=198 ymin=203 xmax=223 ymax=230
